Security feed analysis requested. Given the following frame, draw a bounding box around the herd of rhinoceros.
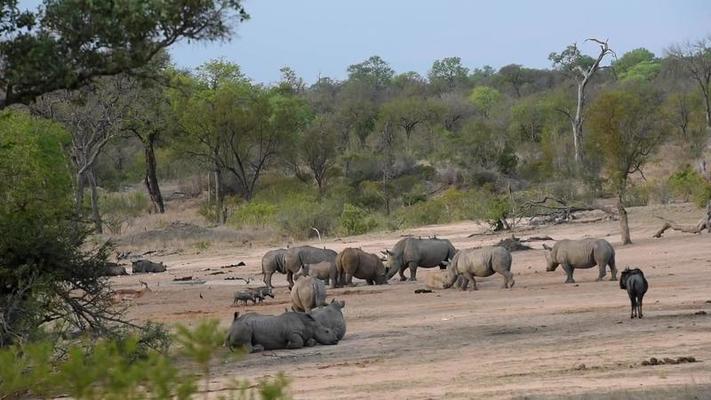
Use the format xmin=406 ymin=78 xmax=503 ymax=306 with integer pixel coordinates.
xmin=225 ymin=236 xmax=649 ymax=353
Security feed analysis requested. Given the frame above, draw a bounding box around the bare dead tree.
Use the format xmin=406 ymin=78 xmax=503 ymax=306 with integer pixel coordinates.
xmin=668 ymin=37 xmax=711 ymax=129
xmin=653 ymin=202 xmax=711 ymax=238
xmin=33 ymin=77 xmax=131 ymax=232
xmin=550 ymin=38 xmax=616 ymax=163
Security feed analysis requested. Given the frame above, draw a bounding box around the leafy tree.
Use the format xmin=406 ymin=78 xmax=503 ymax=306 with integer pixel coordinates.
xmin=428 ymin=57 xmax=469 ymax=92
xmin=613 ymin=48 xmax=660 ymax=81
xmin=496 ymin=64 xmax=533 ymax=97
xmin=587 ymin=83 xmax=666 ymax=244
xmin=468 ymin=86 xmax=502 ymax=119
xmin=549 ymin=39 xmax=615 ymax=163
xmin=294 ymin=115 xmax=339 ymax=195
xmin=0 ymin=0 xmax=249 ymax=108
xmin=379 ymin=96 xmax=433 ymax=149
xmin=0 ymin=111 xmax=119 ymax=345
xmin=664 ymin=90 xmax=706 ymax=157
xmin=346 ymin=55 xmax=394 ymax=91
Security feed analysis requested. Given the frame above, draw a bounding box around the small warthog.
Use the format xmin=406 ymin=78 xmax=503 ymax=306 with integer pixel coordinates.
xmin=250 ymin=286 xmax=274 ymax=302
xmin=233 ymin=290 xmax=260 ymax=306
xmin=620 ymin=267 xmax=648 ymax=319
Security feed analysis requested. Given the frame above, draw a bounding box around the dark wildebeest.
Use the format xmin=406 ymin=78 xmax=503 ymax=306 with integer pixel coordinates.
xmin=620 ymin=267 xmax=648 ymax=319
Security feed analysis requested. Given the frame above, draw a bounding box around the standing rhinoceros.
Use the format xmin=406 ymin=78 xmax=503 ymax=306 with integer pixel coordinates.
xmin=296 ymin=261 xmax=338 ymax=288
xmin=290 ymin=276 xmax=327 ymax=312
xmin=284 ymin=246 xmax=337 ymax=289
xmin=383 ymin=237 xmax=457 ymax=281
xmin=224 ymin=311 xmax=339 ymax=353
xmin=310 ymin=299 xmax=346 ymax=341
xmin=336 ymin=247 xmax=388 ymax=287
xmin=442 ymin=246 xmax=514 ymax=290
xmin=261 ymin=248 xmax=287 ymax=288
xmin=543 ymin=238 xmax=617 ymax=283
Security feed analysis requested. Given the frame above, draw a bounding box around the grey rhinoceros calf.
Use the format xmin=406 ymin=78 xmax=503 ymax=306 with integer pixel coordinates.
xmin=297 ymin=261 xmax=338 ymax=288
xmin=224 ymin=311 xmax=339 ymax=353
xmin=310 ymin=299 xmax=346 ymax=341
xmin=442 ymin=246 xmax=514 ymax=290
xmin=383 ymin=237 xmax=456 ymax=281
xmin=290 ymin=276 xmax=327 ymax=312
xmin=284 ymin=246 xmax=337 ymax=289
xmin=261 ymin=248 xmax=287 ymax=289
xmin=336 ymin=247 xmax=388 ymax=287
xmin=131 ymin=259 xmax=166 ymax=273
xmin=543 ymin=238 xmax=617 ymax=283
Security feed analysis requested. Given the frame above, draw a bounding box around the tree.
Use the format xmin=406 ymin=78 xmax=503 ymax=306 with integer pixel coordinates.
xmin=428 ymin=57 xmax=469 ymax=92
xmin=0 ymin=111 xmax=120 ymax=345
xmin=297 ymin=115 xmax=339 ymax=195
xmin=587 ymin=84 xmax=666 ymax=244
xmin=33 ymin=77 xmax=133 ymax=233
xmin=496 ymin=64 xmax=533 ymax=97
xmin=0 ymin=0 xmax=248 ymax=109
xmin=613 ymin=48 xmax=660 ymax=81
xmin=468 ymin=86 xmax=502 ymax=119
xmin=549 ymin=39 xmax=615 ymax=163
xmin=346 ymin=56 xmax=394 ymax=91
xmin=379 ymin=96 xmax=433 ymax=149
xmin=668 ymin=36 xmax=711 ymax=129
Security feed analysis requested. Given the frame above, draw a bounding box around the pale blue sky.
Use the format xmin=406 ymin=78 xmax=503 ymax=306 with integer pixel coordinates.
xmin=20 ymin=0 xmax=711 ymax=84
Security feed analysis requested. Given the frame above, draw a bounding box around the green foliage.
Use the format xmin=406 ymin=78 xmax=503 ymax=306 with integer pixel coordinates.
xmin=229 ymin=201 xmax=278 ymax=227
xmin=668 ymin=165 xmax=711 ymax=207
xmin=339 ymin=203 xmax=378 ymax=235
xmin=0 ymin=0 xmax=249 ymax=108
xmin=102 ymin=192 xmax=150 ymax=234
xmin=613 ymin=48 xmax=659 ymax=81
xmin=0 ymin=320 xmax=290 ymax=399
xmin=428 ymin=57 xmax=470 ymax=92
xmin=468 ymin=86 xmax=502 ymax=118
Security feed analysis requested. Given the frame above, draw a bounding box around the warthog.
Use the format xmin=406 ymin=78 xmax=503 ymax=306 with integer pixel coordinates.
xmin=261 ymin=249 xmax=287 ymax=289
xmin=442 ymin=246 xmax=514 ymax=290
xmin=620 ymin=267 xmax=648 ymax=319
xmin=250 ymin=286 xmax=274 ymax=301
xmin=225 ymin=311 xmax=339 ymax=352
xmin=131 ymin=259 xmax=166 ymax=273
xmin=335 ymin=247 xmax=388 ymax=287
xmin=233 ymin=290 xmax=260 ymax=306
xmin=284 ymin=246 xmax=337 ymax=289
xmin=543 ymin=238 xmax=617 ymax=283
xmin=383 ymin=237 xmax=456 ymax=281
xmin=290 ymin=276 xmax=326 ymax=312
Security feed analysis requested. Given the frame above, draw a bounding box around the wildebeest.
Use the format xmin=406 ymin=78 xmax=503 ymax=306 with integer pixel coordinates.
xmin=383 ymin=237 xmax=456 ymax=281
xmin=284 ymin=246 xmax=338 ymax=289
xmin=261 ymin=248 xmax=287 ymax=289
xmin=335 ymin=247 xmax=388 ymax=287
xmin=442 ymin=246 xmax=514 ymax=290
xmin=131 ymin=259 xmax=166 ymax=273
xmin=542 ymin=238 xmax=616 ymax=283
xmin=620 ymin=267 xmax=648 ymax=319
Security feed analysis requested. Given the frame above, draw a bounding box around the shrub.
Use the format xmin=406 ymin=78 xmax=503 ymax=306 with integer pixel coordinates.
xmin=276 ymin=195 xmax=340 ymax=239
xmin=229 ymin=201 xmax=278 ymax=227
xmin=339 ymin=203 xmax=378 ymax=235
xmin=102 ymin=191 xmax=151 ymax=234
xmin=668 ymin=165 xmax=711 ymax=207
xmin=0 ymin=320 xmax=291 ymax=400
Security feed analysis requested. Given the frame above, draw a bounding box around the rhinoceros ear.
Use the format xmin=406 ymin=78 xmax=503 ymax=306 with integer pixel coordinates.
xmin=442 ymin=259 xmax=450 ymax=266
xmin=542 ymin=244 xmax=552 ymax=251
xmin=338 ymin=300 xmax=345 ymax=308
xmin=233 ymin=311 xmax=240 ymax=321
xmin=330 ymin=298 xmax=335 ymax=304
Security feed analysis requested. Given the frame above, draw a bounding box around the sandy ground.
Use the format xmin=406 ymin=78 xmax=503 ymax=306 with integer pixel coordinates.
xmin=114 ymin=203 xmax=711 ymax=399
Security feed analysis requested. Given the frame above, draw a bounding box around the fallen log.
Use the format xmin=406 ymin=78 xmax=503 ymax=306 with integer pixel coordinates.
xmin=653 ymin=218 xmax=707 ymax=238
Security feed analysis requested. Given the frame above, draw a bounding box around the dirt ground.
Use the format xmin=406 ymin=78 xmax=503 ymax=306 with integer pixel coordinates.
xmin=115 ymin=203 xmax=711 ymax=399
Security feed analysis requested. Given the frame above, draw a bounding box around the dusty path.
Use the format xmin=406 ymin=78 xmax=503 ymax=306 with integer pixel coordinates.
xmin=117 ymin=204 xmax=711 ymax=399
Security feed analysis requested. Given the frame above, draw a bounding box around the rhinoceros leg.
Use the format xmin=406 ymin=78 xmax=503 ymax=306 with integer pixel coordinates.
xmin=305 ymin=338 xmax=317 ymax=347
xmin=264 ymin=271 xmax=273 ymax=289
xmin=287 ymin=271 xmax=295 ymax=289
xmin=286 ymin=334 xmax=305 ymax=349
xmin=501 ymin=271 xmax=515 ymax=288
xmin=408 ymin=263 xmax=418 ymax=281
xmin=398 ymin=265 xmax=408 ymax=281
xmin=462 ymin=272 xmax=477 ymax=291
xmin=563 ymin=263 xmax=575 ymax=284
xmin=595 ymin=264 xmax=607 ymax=281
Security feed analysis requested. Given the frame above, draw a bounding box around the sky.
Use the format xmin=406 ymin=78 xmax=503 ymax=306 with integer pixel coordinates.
xmin=19 ymin=0 xmax=711 ymax=84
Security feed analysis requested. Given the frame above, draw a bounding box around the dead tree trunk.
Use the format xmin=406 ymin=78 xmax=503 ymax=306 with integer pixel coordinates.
xmin=143 ymin=134 xmax=165 ymax=213
xmin=653 ymin=203 xmax=711 ymax=238
xmin=87 ymin=169 xmax=102 ymax=234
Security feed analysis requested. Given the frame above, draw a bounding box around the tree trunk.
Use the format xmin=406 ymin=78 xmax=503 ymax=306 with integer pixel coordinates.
xmin=617 ymin=195 xmax=631 ymax=245
xmin=143 ymin=136 xmax=165 ymax=213
xmin=75 ymin=172 xmax=85 ymax=217
xmin=214 ymin=167 xmax=224 ymax=225
xmin=88 ymin=169 xmax=103 ymax=234
xmin=573 ymin=84 xmax=585 ymax=163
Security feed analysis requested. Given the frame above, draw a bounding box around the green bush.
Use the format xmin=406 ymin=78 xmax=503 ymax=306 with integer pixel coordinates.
xmin=668 ymin=165 xmax=711 ymax=207
xmin=0 ymin=320 xmax=291 ymax=400
xmin=229 ymin=201 xmax=277 ymax=227
xmin=276 ymin=195 xmax=340 ymax=239
xmin=102 ymin=191 xmax=151 ymax=234
xmin=339 ymin=203 xmax=378 ymax=235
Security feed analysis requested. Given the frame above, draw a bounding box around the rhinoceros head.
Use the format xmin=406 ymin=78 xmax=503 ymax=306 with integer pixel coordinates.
xmin=542 ymin=244 xmax=558 ymax=271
